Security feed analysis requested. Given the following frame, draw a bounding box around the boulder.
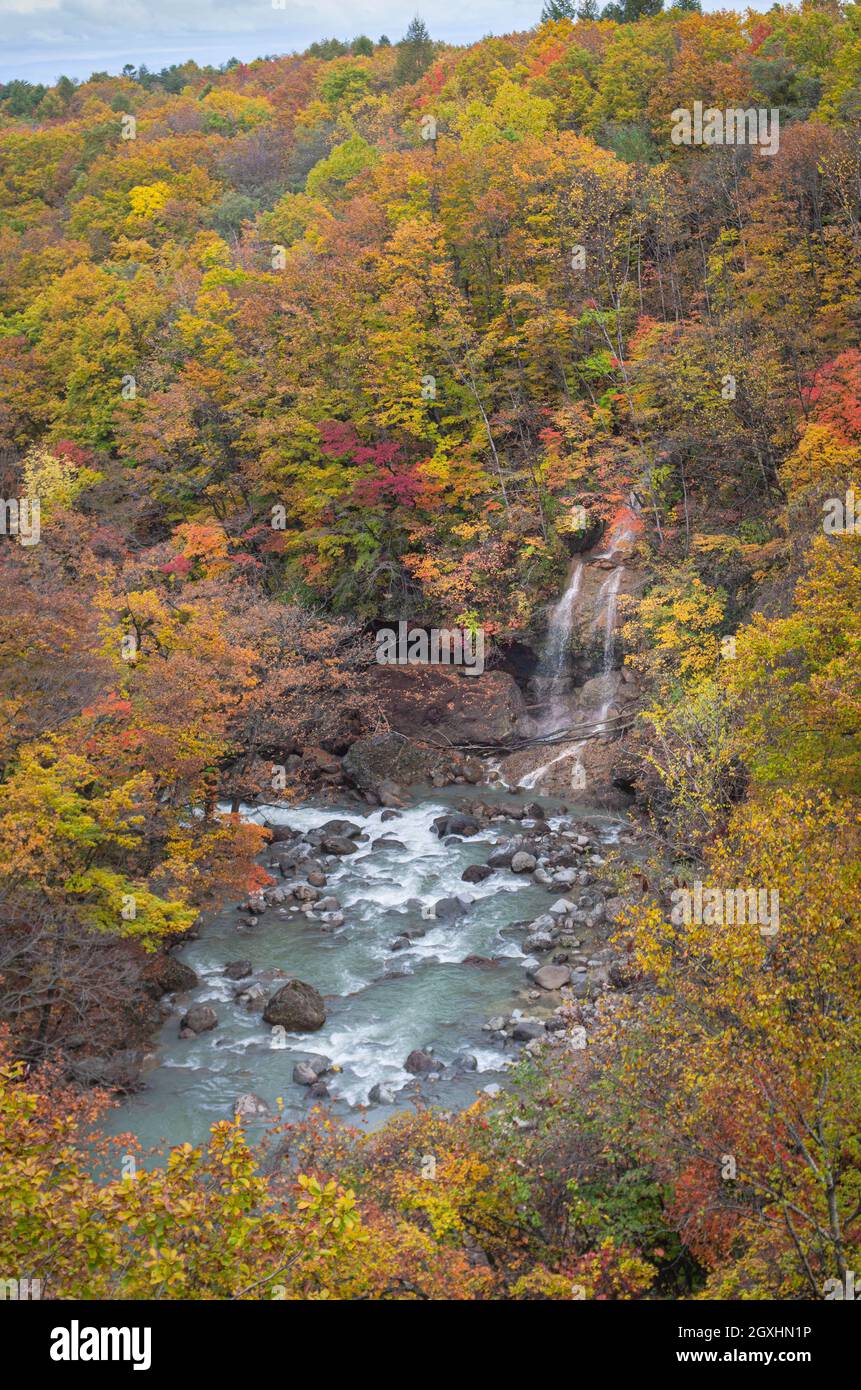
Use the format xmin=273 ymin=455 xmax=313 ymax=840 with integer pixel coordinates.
xmin=453 ymin=1052 xmax=478 ymax=1071
xmin=434 ymin=895 xmax=470 ymax=922
xmin=263 ymin=980 xmax=326 ymax=1032
xmin=512 ymin=1019 xmax=545 ymax=1041
xmin=180 ymin=1005 xmax=217 ymax=1034
xmin=234 ymin=1093 xmax=269 ymax=1119
xmin=321 ymin=835 xmax=358 ymax=856
xmin=368 ymin=1082 xmax=396 ymax=1105
xmin=223 ymin=960 xmax=252 ymax=980
xmin=432 ymin=812 xmax=481 ymax=839
xmin=405 ymin=1048 xmax=437 ymax=1075
xmin=142 ymin=954 xmax=199 ymax=998
xmin=510 ymin=851 xmax=537 ymax=873
xmin=235 ymin=982 xmax=266 ymax=1011
xmin=377 ymin=779 xmax=406 ymax=807
xmin=533 ymin=964 xmax=572 ymax=991
xmin=461 ymin=863 xmax=493 ymax=884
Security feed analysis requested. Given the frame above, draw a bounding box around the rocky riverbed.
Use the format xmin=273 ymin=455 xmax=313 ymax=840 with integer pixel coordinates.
xmin=105 ymin=782 xmax=648 ymax=1153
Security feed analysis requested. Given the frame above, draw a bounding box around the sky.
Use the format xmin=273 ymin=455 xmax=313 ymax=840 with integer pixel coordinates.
xmin=1 ymin=0 xmax=780 ymax=86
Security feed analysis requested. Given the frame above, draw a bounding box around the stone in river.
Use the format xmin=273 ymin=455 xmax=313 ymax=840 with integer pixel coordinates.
xmin=223 ymin=960 xmax=252 ymax=980
xmin=180 ymin=1004 xmax=217 ymax=1034
xmin=461 ymin=863 xmax=493 ymax=883
xmin=234 ymin=1093 xmax=269 ymax=1119
xmin=533 ymin=964 xmax=572 ymax=991
xmin=263 ymin=979 xmax=327 ymax=1031
xmin=511 ymin=851 xmax=537 ymax=873
xmin=405 ymin=1048 xmax=436 ymax=1074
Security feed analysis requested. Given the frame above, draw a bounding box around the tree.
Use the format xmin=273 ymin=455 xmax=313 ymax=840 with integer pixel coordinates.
xmin=395 ymin=16 xmax=435 ymax=86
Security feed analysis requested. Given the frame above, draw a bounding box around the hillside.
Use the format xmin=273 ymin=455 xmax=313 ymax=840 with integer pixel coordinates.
xmin=1 ymin=3 xmax=860 ymax=1304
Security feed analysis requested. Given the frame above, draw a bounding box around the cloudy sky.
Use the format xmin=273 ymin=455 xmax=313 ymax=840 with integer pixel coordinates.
xmin=1 ymin=0 xmax=777 ymax=85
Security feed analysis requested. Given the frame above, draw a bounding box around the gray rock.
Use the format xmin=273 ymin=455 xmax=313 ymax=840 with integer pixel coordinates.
xmin=512 ymin=1019 xmax=545 ymax=1041
xmin=224 ymin=959 xmax=252 ymax=980
xmin=234 ymin=1092 xmax=269 ymax=1119
xmin=534 ymin=964 xmax=572 ymax=991
xmin=181 ymin=1005 xmax=217 ymax=1034
xmin=321 ymin=835 xmax=358 ymax=856
xmin=263 ymin=979 xmax=326 ymax=1031
xmin=453 ymin=1052 xmax=478 ymax=1071
xmin=510 ymin=851 xmax=537 ymax=873
xmin=368 ymin=1082 xmax=396 ymax=1104
xmin=235 ymin=982 xmax=266 ymax=1011
xmin=434 ymin=895 xmax=469 ymax=922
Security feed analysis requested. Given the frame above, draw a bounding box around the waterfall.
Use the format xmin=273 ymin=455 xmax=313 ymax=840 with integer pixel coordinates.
xmin=532 ymin=558 xmax=584 ymax=734
xmin=517 ymin=503 xmax=640 ymax=790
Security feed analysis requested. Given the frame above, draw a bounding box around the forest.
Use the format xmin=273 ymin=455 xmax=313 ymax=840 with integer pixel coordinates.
xmin=0 ymin=2 xmax=860 ymax=1303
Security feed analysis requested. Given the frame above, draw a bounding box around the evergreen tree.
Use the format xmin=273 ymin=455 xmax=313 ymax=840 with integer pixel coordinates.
xmin=395 ymin=16 xmax=435 ymax=85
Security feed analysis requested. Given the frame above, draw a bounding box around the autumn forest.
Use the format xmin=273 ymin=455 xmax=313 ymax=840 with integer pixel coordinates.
xmin=1 ymin=2 xmax=860 ymax=1311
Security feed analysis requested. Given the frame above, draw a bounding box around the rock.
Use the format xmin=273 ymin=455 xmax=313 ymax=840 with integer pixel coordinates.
xmin=534 ymin=964 xmax=572 ymax=991
xmin=462 ymin=954 xmax=498 ymax=968
xmin=223 ymin=960 xmax=252 ymax=980
xmin=463 ymin=759 xmax=483 ymax=784
xmin=483 ymin=1016 xmax=506 ymax=1032
xmin=434 ymin=895 xmax=469 ymax=922
xmin=234 ymin=1092 xmax=269 ymax=1119
xmin=68 ymin=1049 xmax=144 ymax=1092
xmin=235 ymin=982 xmax=266 ymax=1011
xmin=548 ymin=897 xmax=574 ymax=917
xmin=525 ymin=802 xmax=546 ymax=821
xmin=313 ymin=819 xmax=362 ymax=840
xmin=315 ymin=896 xmax=341 ymax=912
xmin=374 ymin=667 xmax=526 ymax=747
xmin=293 ymin=1062 xmax=320 ymax=1086
xmin=511 ymin=851 xmax=537 ymax=873
xmin=342 ymin=732 xmax=441 ymax=793
xmin=180 ymin=1005 xmax=217 ymax=1034
xmin=432 ymin=812 xmax=481 ymax=839
xmin=377 ymin=779 xmax=406 ymax=807
xmin=307 ymin=870 xmax=327 ymax=887
xmin=524 ymin=930 xmax=555 ymax=953
xmin=512 ymin=1019 xmax=545 ymax=1041
xmin=302 ymin=746 xmax=342 ymax=775
xmin=368 ymin=1082 xmax=396 ymax=1104
xmin=321 ymin=835 xmax=357 ymax=856
xmin=263 ymin=980 xmax=326 ymax=1032
xmin=308 ymin=1080 xmax=329 ymax=1098
xmin=453 ymin=1052 xmax=478 ymax=1071
xmin=405 ymin=1048 xmax=436 ymax=1075
xmin=380 ymin=809 xmax=401 ymax=822
xmin=488 ymin=843 xmax=516 ymax=868
xmin=142 ymin=954 xmax=199 ymax=998
xmin=461 ymin=863 xmax=493 ymax=883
